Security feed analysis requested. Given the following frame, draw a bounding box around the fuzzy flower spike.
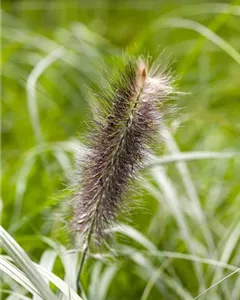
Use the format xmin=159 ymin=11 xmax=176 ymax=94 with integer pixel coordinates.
xmin=72 ymin=57 xmax=174 ymax=282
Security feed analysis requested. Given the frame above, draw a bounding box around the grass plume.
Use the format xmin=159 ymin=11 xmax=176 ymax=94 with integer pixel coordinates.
xmin=72 ymin=57 xmax=174 ymax=244
xmin=70 ymin=56 xmax=175 ymax=290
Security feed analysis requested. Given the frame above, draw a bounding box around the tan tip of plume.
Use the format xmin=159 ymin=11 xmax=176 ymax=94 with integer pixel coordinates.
xmin=136 ymin=58 xmax=148 ymax=89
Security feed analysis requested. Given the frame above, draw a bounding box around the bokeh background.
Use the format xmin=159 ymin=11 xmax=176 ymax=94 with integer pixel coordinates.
xmin=2 ymin=1 xmax=240 ymax=299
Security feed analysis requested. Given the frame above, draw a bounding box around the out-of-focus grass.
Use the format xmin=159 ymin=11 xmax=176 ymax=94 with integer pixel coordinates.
xmin=1 ymin=1 xmax=240 ymax=299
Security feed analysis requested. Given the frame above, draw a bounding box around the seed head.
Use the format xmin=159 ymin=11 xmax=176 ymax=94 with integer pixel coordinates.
xmin=71 ymin=56 xmax=174 ymax=246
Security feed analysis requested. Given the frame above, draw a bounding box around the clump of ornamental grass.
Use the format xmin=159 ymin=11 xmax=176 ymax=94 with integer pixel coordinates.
xmin=70 ymin=56 xmax=175 ymax=290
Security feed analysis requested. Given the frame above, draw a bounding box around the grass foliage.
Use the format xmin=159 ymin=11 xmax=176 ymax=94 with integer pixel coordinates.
xmin=1 ymin=1 xmax=240 ymax=299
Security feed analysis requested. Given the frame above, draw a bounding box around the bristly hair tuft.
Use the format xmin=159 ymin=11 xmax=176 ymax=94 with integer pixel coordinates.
xmin=71 ymin=56 xmax=175 ymax=247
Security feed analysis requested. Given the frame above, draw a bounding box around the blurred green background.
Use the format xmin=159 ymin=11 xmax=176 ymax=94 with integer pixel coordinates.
xmin=1 ymin=0 xmax=240 ymax=299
